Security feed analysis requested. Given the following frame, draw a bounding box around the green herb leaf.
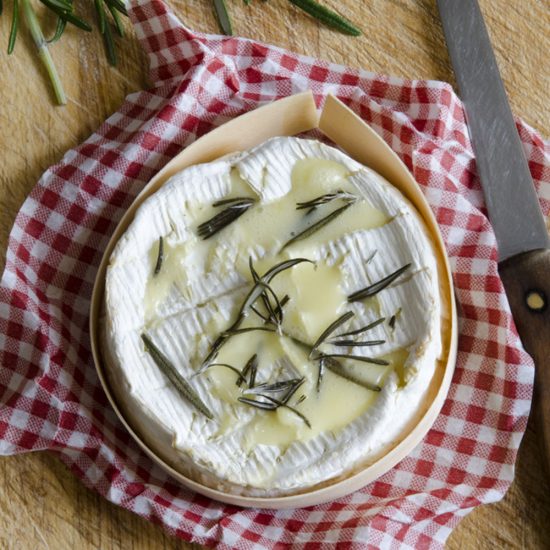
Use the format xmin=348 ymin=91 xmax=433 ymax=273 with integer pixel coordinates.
xmin=261 ymin=257 xmax=314 ymax=283
xmin=237 ymin=354 xmax=257 ymax=387
xmin=282 ymin=202 xmax=353 ymax=249
xmin=348 ymin=263 xmax=412 ymax=302
xmin=322 ymin=357 xmax=382 ymax=392
xmin=94 ymin=0 xmax=106 ymax=33
xmin=103 ymin=18 xmax=117 ymax=65
xmin=7 ymin=0 xmax=18 ymax=54
xmin=47 ymin=17 xmax=67 ymax=43
xmin=245 ymin=377 xmax=303 ymax=395
xmin=288 ymin=0 xmax=361 ymax=36
xmin=39 ymin=0 xmax=92 ymax=31
xmin=142 ymin=334 xmax=214 ymax=419
xmin=310 ymin=311 xmax=354 ymax=354
xmin=320 ymin=353 xmax=389 ymax=366
xmin=330 ymin=339 xmax=385 ymax=347
xmin=107 ymin=1 xmax=124 ymax=37
xmin=198 ymin=198 xmax=255 ymax=239
xmin=153 ymin=236 xmax=164 ymax=276
xmin=336 ymin=317 xmax=385 ymax=338
xmin=200 ymin=334 xmax=229 ymax=370
xmin=105 ymin=0 xmax=127 ymax=16
xmin=296 ymin=190 xmax=355 ymax=211
xmin=238 ymin=396 xmax=278 ymax=410
xmin=281 ymin=377 xmax=305 ymax=404
xmin=213 ymin=0 xmax=233 ymax=35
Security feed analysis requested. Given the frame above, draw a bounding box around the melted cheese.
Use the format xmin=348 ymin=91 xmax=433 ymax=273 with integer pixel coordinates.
xmin=103 ymin=137 xmax=441 ymax=497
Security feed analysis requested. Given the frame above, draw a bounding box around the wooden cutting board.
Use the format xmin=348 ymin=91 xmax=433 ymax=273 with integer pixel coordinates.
xmin=0 ymin=0 xmax=548 ymax=547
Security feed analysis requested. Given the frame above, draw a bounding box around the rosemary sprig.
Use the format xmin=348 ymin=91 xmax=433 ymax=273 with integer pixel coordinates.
xmin=296 ymin=190 xmax=355 ymax=211
xmin=94 ymin=0 xmax=127 ymax=65
xmin=197 ymin=198 xmax=256 ymax=239
xmin=238 ymin=396 xmax=276 ymax=410
xmin=348 ymin=263 xmax=412 ymax=302
xmin=310 ymin=311 xmax=354 ymax=355
xmin=39 ymin=0 xmax=92 ymax=31
xmin=201 ymin=334 xmax=228 ymax=370
xmin=246 ymin=378 xmax=303 ymax=395
xmin=282 ymin=202 xmax=354 ymax=250
xmin=142 ymin=334 xmax=213 ymax=419
xmin=279 ymin=376 xmax=304 ymax=404
xmin=289 ymin=0 xmax=361 ymax=36
xmin=322 ymin=357 xmax=382 ymax=392
xmin=48 ymin=16 xmax=66 ymax=43
xmin=154 ymin=236 xmax=164 ymax=276
xmin=330 ymin=339 xmax=385 ymax=347
xmin=336 ymin=317 xmax=385 ymax=338
xmin=260 ymin=257 xmax=314 ymax=283
xmin=250 ymin=258 xmax=282 ymax=325
xmin=237 ymin=354 xmax=257 ymax=387
xmin=4 ymin=0 xmax=127 ymax=103
xmin=218 ymin=0 xmax=361 ymax=38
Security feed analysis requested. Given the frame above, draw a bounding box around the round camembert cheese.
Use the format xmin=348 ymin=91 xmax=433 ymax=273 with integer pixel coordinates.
xmin=103 ymin=137 xmax=442 ymax=496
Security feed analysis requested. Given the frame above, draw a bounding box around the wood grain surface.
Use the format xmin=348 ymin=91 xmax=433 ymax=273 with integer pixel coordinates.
xmin=0 ymin=0 xmax=549 ymax=548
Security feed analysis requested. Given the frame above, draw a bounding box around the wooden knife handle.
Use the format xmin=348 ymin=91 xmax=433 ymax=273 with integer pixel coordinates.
xmin=499 ymin=249 xmax=550 ymax=470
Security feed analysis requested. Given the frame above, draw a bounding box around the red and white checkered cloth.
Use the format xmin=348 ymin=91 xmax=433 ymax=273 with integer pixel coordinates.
xmin=1 ymin=0 xmax=549 ymax=547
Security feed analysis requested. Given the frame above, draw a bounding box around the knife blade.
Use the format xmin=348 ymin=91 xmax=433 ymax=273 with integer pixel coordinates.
xmin=437 ymin=0 xmax=550 ymax=469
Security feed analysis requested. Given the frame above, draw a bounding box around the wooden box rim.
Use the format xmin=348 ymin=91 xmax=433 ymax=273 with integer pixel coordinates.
xmin=89 ymin=91 xmax=458 ymax=509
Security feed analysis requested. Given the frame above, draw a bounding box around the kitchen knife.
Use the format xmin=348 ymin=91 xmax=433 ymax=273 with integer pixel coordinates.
xmin=437 ymin=0 xmax=550 ymax=468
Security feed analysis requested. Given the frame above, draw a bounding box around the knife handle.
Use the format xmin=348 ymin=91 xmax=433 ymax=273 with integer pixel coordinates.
xmin=499 ymin=249 xmax=550 ymax=470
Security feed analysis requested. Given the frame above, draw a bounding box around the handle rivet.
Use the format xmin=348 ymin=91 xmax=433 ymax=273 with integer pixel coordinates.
xmin=525 ymin=290 xmax=547 ymax=312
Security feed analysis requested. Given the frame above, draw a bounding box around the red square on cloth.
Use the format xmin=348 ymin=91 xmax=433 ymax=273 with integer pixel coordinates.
xmin=0 ymin=0 xmax=548 ymax=547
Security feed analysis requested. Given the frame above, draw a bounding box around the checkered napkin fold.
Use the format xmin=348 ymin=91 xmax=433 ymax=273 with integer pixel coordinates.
xmin=1 ymin=0 xmax=549 ymax=547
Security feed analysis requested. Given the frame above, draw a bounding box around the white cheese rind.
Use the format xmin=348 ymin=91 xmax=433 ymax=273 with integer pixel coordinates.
xmin=103 ymin=137 xmax=441 ymax=496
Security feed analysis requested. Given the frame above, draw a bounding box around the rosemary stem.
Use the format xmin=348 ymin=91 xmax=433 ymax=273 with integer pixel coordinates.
xmin=21 ymin=0 xmax=66 ymax=105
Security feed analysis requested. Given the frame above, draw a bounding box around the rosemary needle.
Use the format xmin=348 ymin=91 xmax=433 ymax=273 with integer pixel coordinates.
xmin=322 ymin=357 xmax=382 ymax=392
xmin=213 ymin=0 xmax=232 ymax=35
xmin=348 ymin=264 xmax=412 ymax=302
xmin=47 ymin=17 xmax=67 ymax=43
xmin=337 ymin=317 xmax=386 ymax=338
xmin=282 ymin=202 xmax=353 ymax=249
xmin=7 ymin=0 xmax=18 ymax=54
xmin=310 ymin=311 xmax=354 ymax=355
xmin=289 ymin=0 xmax=361 ymax=36
xmin=142 ymin=334 xmax=213 ymax=419
xmin=153 ymin=236 xmax=164 ymax=276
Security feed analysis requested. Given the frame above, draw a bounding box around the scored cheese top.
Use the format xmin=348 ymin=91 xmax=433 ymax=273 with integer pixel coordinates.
xmin=103 ymin=137 xmax=442 ymax=497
